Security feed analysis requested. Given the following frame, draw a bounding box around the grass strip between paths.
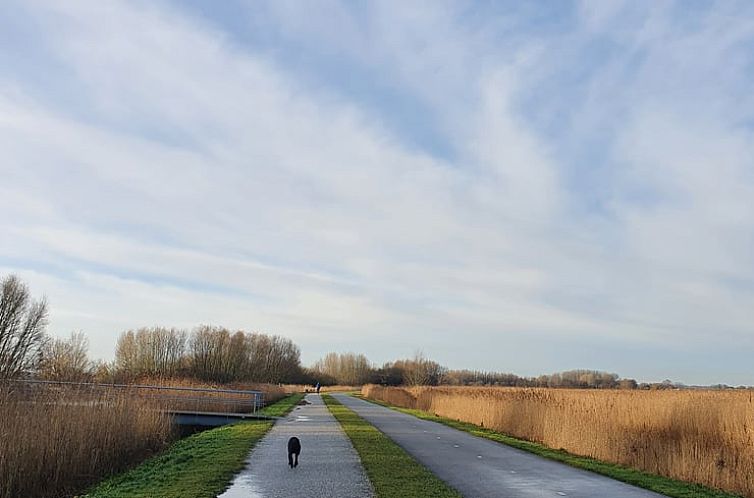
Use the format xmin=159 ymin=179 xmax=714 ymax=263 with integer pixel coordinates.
xmin=354 ymin=395 xmax=741 ymax=498
xmin=83 ymin=393 xmax=304 ymax=498
xmin=323 ymin=394 xmax=462 ymax=498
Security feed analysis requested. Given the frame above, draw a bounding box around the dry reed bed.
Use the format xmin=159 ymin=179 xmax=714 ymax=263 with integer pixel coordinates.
xmin=363 ymin=385 xmax=754 ymax=498
xmin=138 ymin=376 xmax=287 ymax=401
xmin=134 ymin=377 xmax=287 ymax=412
xmin=0 ymin=385 xmax=173 ymax=498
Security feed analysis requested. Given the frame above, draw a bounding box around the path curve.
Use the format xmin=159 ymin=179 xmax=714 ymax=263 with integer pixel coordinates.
xmin=219 ymin=394 xmax=373 ymax=498
xmin=334 ymin=394 xmax=665 ymax=498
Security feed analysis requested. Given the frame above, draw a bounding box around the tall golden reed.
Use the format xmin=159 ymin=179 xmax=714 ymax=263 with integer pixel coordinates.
xmin=363 ymin=385 xmax=754 ymax=497
xmin=0 ymin=384 xmax=173 ymax=498
xmin=130 ymin=376 xmax=288 ymax=412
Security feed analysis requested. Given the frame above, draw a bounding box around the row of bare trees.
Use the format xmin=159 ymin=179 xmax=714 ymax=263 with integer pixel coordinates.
xmin=115 ymin=328 xmax=186 ymax=378
xmin=310 ymin=352 xmax=642 ymax=389
xmin=114 ymin=326 xmax=302 ymax=383
xmin=188 ymin=327 xmax=300 ymax=383
xmin=0 ymin=274 xmax=305 ymax=384
xmin=311 ymin=352 xmax=373 ymax=385
xmin=310 ymin=351 xmax=448 ymax=386
xmin=443 ymin=366 xmax=633 ymax=389
xmin=443 ymin=368 xmax=638 ymax=389
xmin=3 ymin=273 xmax=645 ymax=388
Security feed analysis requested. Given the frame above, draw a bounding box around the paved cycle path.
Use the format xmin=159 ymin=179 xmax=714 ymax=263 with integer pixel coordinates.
xmin=219 ymin=394 xmax=373 ymax=498
xmin=334 ymin=394 xmax=665 ymax=498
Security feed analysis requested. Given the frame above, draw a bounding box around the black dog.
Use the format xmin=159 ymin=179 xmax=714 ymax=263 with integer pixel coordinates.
xmin=287 ymin=436 xmax=301 ymax=468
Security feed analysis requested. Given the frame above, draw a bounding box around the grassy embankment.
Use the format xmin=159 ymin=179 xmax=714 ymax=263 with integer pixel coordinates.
xmin=322 ymin=394 xmax=461 ymax=498
xmin=84 ymin=393 xmax=304 ymax=498
xmin=361 ymin=386 xmax=746 ymax=498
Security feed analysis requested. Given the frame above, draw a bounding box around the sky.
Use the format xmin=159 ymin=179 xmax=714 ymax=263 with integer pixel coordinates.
xmin=1 ymin=1 xmax=753 ymax=385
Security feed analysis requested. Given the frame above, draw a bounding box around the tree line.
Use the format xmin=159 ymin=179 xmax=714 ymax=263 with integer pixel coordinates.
xmin=308 ymin=351 xmax=641 ymax=389
xmin=0 ymin=273 xmax=668 ymax=389
xmin=2 ymin=322 xmax=307 ymax=385
xmin=309 ymin=351 xmax=448 ymax=386
xmin=114 ymin=326 xmax=302 ymax=383
xmin=443 ymin=368 xmax=639 ymax=389
xmin=0 ymin=274 xmax=307 ymax=384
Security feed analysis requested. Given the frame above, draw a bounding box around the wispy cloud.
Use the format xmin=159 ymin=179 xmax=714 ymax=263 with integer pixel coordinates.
xmin=1 ymin=0 xmax=753 ymax=383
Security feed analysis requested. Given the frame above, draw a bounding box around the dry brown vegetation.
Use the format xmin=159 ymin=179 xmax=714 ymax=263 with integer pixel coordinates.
xmin=0 ymin=378 xmax=289 ymax=497
xmin=133 ymin=376 xmax=288 ymax=410
xmin=0 ymin=383 xmax=173 ymax=498
xmin=363 ymin=385 xmax=754 ymax=498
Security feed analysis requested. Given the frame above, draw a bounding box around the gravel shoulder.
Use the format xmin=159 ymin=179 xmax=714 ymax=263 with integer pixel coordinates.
xmin=333 ymin=394 xmax=666 ymax=498
xmin=219 ymin=394 xmax=374 ymax=498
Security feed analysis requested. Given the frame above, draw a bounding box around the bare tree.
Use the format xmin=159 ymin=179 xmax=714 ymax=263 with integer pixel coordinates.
xmin=244 ymin=332 xmax=301 ymax=383
xmin=311 ymin=352 xmax=373 ymax=385
xmin=396 ymin=351 xmax=446 ymax=386
xmin=114 ymin=324 xmax=303 ymax=384
xmin=39 ymin=331 xmax=92 ymax=381
xmin=114 ymin=327 xmax=186 ymax=378
xmin=0 ymin=275 xmax=48 ymax=378
xmin=189 ymin=325 xmax=235 ymax=382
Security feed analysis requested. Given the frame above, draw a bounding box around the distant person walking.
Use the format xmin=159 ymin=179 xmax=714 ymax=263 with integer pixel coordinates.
xmin=315 ymin=382 xmax=321 ymax=394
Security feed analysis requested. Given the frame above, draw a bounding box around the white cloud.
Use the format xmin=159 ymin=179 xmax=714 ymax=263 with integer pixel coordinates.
xmin=1 ymin=0 xmax=753 ymax=383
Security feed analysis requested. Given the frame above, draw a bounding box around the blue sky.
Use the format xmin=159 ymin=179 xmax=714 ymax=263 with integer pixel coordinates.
xmin=1 ymin=1 xmax=753 ymax=384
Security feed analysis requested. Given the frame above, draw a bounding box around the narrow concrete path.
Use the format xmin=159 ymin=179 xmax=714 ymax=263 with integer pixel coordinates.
xmin=219 ymin=394 xmax=373 ymax=498
xmin=334 ymin=394 xmax=666 ymax=498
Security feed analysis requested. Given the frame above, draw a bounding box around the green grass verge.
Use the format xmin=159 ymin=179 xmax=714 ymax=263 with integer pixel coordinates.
xmin=83 ymin=393 xmax=304 ymax=498
xmin=355 ymin=395 xmax=741 ymax=498
xmin=257 ymin=392 xmax=305 ymax=417
xmin=322 ymin=394 xmax=461 ymax=498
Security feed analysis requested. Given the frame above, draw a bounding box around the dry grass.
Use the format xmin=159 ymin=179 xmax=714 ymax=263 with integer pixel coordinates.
xmin=0 ymin=383 xmax=173 ymax=498
xmin=138 ymin=376 xmax=287 ymax=399
xmin=129 ymin=377 xmax=288 ymax=412
xmin=0 ymin=377 xmax=288 ymax=497
xmin=363 ymin=385 xmax=754 ymax=498
xmin=228 ymin=382 xmax=286 ymax=403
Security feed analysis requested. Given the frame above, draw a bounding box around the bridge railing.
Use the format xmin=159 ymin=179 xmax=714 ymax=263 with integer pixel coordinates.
xmin=1 ymin=379 xmax=265 ymax=415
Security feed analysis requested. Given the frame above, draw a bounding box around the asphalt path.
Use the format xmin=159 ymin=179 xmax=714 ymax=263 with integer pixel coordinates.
xmin=218 ymin=394 xmax=373 ymax=498
xmin=334 ymin=393 xmax=665 ymax=498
